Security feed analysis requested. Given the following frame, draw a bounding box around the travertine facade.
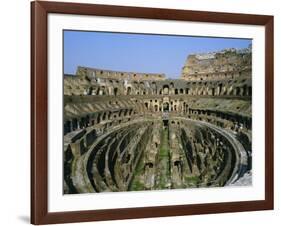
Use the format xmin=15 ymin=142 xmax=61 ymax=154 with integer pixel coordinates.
xmin=181 ymin=46 xmax=251 ymax=81
xmin=63 ymin=47 xmax=252 ymax=194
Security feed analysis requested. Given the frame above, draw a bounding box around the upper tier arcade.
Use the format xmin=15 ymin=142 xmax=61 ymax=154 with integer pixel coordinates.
xmin=76 ymin=66 xmax=166 ymax=81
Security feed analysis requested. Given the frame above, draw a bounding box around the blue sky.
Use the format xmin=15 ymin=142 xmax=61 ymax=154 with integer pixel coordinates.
xmin=64 ymin=30 xmax=251 ymax=79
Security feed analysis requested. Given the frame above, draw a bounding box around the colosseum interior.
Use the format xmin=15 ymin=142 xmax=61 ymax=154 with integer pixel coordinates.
xmin=63 ymin=46 xmax=252 ymax=194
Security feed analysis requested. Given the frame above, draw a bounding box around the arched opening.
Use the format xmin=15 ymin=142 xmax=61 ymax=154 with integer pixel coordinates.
xmin=72 ymin=118 xmax=78 ymax=130
xmin=212 ymin=88 xmax=215 ymax=96
xmin=97 ymin=114 xmax=101 ymax=123
xmin=101 ymin=86 xmax=106 ymax=95
xmin=108 ymin=112 xmax=112 ymax=120
xmin=64 ymin=121 xmax=71 ymax=134
xmin=174 ymin=160 xmax=181 ymax=167
xmin=236 ymin=87 xmax=241 ymax=96
xmin=185 ymin=104 xmax=189 ymax=113
xmin=88 ymin=87 xmax=93 ymax=95
xmin=248 ymin=86 xmax=252 ymax=96
xmin=140 ymin=82 xmax=144 ymax=88
xmin=175 ymin=89 xmax=178 ymax=95
xmin=154 ymin=105 xmax=158 ymax=112
xmin=218 ymin=83 xmax=223 ymax=95
xmin=145 ymin=162 xmax=154 ymax=168
xmin=114 ymin=87 xmax=118 ymax=96
xmin=145 ymin=103 xmax=149 ymax=109
xmin=127 ymin=87 xmax=131 ymax=95
xmin=163 ymin=102 xmax=169 ymax=112
xmin=180 ymin=89 xmax=183 ymax=94
xmin=102 ymin=113 xmax=107 ymax=120
xmin=170 ymin=82 xmax=174 ymax=88
xmin=163 ymin=85 xmax=169 ymax=95
xmin=242 ymin=84 xmax=247 ymax=96
xmin=80 ymin=118 xmax=86 ymax=129
xmin=185 ymin=88 xmax=189 ymax=95
xmin=85 ymin=115 xmax=90 ymax=126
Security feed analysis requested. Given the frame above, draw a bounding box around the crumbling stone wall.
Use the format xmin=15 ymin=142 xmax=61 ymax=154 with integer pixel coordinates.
xmin=181 ymin=46 xmax=252 ymax=81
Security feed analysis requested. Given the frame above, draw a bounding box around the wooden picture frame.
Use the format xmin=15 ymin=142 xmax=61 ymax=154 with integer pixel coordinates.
xmin=31 ymin=1 xmax=274 ymax=224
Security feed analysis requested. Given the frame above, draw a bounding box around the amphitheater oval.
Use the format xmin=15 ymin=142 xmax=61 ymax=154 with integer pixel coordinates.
xmin=63 ymin=47 xmax=252 ymax=194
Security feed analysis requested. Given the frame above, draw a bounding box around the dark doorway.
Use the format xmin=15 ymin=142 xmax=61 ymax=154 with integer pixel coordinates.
xmin=163 ymin=102 xmax=169 ymax=112
xmin=163 ymin=119 xmax=169 ymax=127
xmin=114 ymin=87 xmax=118 ymax=96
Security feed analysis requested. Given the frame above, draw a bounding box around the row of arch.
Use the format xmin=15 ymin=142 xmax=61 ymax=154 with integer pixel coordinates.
xmin=64 ymin=108 xmax=135 ymax=135
xmin=187 ymin=108 xmax=252 ymax=131
xmin=182 ymin=69 xmax=250 ymax=81
xmin=83 ymin=84 xmax=251 ymax=97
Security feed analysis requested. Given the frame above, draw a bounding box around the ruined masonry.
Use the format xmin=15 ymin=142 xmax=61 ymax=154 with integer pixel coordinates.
xmin=63 ymin=46 xmax=252 ymax=193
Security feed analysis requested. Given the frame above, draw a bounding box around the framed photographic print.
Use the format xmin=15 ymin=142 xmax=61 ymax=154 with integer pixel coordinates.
xmin=31 ymin=1 xmax=274 ymax=225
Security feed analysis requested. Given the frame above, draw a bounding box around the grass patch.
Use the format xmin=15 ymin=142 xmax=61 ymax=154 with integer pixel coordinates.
xmin=129 ymin=154 xmax=145 ymax=191
xmin=157 ymin=128 xmax=170 ymax=189
xmin=185 ymin=176 xmax=200 ymax=186
xmin=130 ymin=180 xmax=144 ymax=191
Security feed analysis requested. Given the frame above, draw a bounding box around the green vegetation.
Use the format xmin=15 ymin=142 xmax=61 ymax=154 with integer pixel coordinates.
xmin=156 ymin=128 xmax=171 ymax=189
xmin=185 ymin=175 xmax=200 ymax=187
xmin=129 ymin=153 xmax=145 ymax=191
